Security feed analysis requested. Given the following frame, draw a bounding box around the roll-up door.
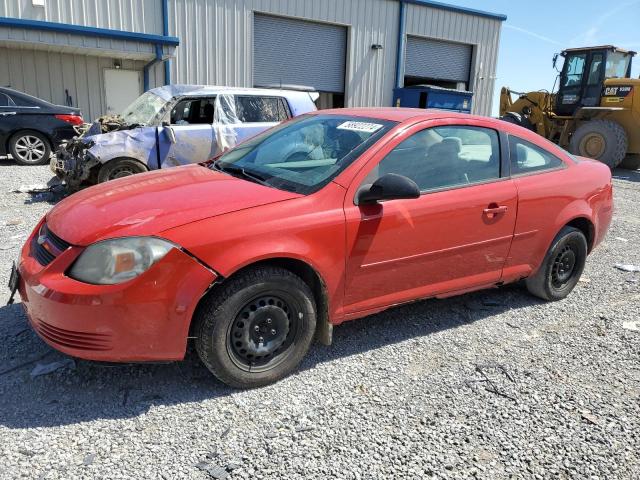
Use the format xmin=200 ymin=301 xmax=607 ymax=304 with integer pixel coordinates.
xmin=405 ymin=36 xmax=472 ymax=83
xmin=253 ymin=14 xmax=347 ymax=93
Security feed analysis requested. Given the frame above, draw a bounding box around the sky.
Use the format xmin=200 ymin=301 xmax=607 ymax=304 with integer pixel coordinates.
xmin=444 ymin=0 xmax=640 ymax=115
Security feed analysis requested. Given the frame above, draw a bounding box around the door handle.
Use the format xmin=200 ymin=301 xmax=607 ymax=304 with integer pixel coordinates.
xmin=483 ymin=205 xmax=508 ymax=217
xmin=0 ymin=111 xmax=16 ymax=116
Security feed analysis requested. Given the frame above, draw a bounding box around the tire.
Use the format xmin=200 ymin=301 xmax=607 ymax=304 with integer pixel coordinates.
xmin=525 ymin=226 xmax=588 ymax=301
xmin=9 ymin=130 xmax=51 ymax=165
xmin=569 ymin=120 xmax=627 ymax=168
xmin=194 ymin=266 xmax=317 ymax=388
xmin=97 ymin=158 xmax=148 ymax=183
xmin=620 ymin=154 xmax=640 ymax=171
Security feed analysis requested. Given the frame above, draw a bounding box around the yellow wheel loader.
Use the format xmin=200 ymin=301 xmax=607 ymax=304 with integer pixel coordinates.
xmin=499 ymin=45 xmax=639 ymax=169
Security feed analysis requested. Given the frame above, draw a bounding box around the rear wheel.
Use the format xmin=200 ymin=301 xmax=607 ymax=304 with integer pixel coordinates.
xmin=9 ymin=130 xmax=51 ymax=165
xmin=569 ymin=119 xmax=627 ymax=168
xmin=194 ymin=266 xmax=317 ymax=388
xmin=526 ymin=226 xmax=588 ymax=301
xmin=97 ymin=158 xmax=147 ymax=183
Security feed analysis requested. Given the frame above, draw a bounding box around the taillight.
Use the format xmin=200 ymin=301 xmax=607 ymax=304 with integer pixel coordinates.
xmin=55 ymin=114 xmax=84 ymax=126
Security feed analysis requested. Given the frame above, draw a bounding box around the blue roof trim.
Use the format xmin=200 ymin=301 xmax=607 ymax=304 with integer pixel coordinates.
xmin=401 ymin=0 xmax=507 ymax=21
xmin=0 ymin=17 xmax=180 ymax=46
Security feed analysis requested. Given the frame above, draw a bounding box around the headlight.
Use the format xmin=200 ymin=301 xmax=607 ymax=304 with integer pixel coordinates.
xmin=68 ymin=237 xmax=175 ymax=285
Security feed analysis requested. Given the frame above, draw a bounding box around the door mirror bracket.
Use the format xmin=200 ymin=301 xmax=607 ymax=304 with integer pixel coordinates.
xmin=356 ymin=173 xmax=421 ymax=205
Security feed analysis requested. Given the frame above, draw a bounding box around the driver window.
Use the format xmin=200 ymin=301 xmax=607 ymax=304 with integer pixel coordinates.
xmin=170 ymin=97 xmax=216 ymax=125
xmin=363 ymin=126 xmax=500 ymax=192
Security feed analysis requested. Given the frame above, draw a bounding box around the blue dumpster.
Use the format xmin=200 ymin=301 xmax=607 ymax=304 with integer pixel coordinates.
xmin=393 ymin=85 xmax=473 ymax=113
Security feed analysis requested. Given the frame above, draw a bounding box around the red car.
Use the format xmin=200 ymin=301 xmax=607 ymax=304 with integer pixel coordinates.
xmin=11 ymin=108 xmax=613 ymax=388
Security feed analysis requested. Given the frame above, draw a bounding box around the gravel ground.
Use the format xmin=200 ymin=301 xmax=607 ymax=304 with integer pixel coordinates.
xmin=0 ymin=157 xmax=638 ymax=480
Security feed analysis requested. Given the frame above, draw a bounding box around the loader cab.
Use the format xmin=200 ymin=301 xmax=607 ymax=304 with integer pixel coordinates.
xmin=553 ymin=46 xmax=635 ymax=116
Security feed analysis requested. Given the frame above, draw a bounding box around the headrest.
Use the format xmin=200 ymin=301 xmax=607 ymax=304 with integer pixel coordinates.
xmin=441 ymin=137 xmax=462 ymax=153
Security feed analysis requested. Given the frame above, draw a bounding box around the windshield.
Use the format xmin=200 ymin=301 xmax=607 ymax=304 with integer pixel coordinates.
xmin=214 ymin=114 xmax=396 ymax=194
xmin=120 ymin=91 xmax=168 ymax=125
xmin=605 ymin=51 xmax=631 ymax=78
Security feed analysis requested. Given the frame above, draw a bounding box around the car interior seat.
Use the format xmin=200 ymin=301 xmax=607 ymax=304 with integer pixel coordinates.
xmin=419 ymin=137 xmax=468 ymax=189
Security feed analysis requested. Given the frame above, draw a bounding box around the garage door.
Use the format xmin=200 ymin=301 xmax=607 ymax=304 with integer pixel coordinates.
xmin=405 ymin=36 xmax=472 ymax=82
xmin=253 ymin=14 xmax=346 ymax=93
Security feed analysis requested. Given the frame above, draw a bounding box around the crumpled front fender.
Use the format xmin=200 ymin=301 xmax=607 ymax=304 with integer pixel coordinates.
xmin=87 ymin=128 xmax=157 ymax=166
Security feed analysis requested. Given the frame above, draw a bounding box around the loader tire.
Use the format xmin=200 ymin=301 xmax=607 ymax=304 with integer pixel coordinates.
xmin=569 ymin=120 xmax=627 ymax=168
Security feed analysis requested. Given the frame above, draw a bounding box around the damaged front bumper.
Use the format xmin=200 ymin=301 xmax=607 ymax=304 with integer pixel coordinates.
xmin=51 ymin=138 xmax=99 ymax=191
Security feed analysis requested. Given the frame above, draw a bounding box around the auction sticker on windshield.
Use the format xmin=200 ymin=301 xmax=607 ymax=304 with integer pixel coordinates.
xmin=337 ymin=121 xmax=383 ymax=133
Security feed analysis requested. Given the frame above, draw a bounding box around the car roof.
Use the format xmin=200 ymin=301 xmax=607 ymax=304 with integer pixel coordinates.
xmin=314 ymin=107 xmax=486 ymax=123
xmin=0 ymin=86 xmax=51 ymax=106
xmin=149 ymin=84 xmax=314 ymax=101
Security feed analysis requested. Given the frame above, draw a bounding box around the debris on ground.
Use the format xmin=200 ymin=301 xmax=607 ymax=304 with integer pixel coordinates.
xmin=11 ymin=184 xmax=51 ymax=194
xmin=30 ymin=358 xmax=76 ymax=377
xmin=581 ymin=411 xmax=599 ymax=425
xmin=615 ymin=237 xmax=629 ymax=242
xmin=622 ymin=321 xmax=640 ymax=332
xmin=195 ymin=462 xmax=230 ymax=479
xmin=614 ymin=263 xmax=640 ymax=272
xmin=83 ymin=453 xmax=96 ymax=466
xmin=3 ymin=218 xmax=23 ymax=226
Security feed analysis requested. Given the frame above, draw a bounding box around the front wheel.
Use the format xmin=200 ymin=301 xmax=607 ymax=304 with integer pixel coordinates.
xmin=194 ymin=266 xmax=317 ymax=388
xmin=525 ymin=226 xmax=588 ymax=301
xmin=97 ymin=158 xmax=147 ymax=183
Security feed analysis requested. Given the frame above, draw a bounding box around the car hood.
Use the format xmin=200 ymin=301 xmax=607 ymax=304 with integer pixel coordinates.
xmin=46 ymin=165 xmax=300 ymax=246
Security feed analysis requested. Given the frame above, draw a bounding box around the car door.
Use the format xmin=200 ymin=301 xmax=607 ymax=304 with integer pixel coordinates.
xmin=232 ymin=95 xmax=291 ymax=143
xmin=342 ymin=120 xmax=517 ymax=315
xmin=158 ymin=96 xmax=216 ymax=168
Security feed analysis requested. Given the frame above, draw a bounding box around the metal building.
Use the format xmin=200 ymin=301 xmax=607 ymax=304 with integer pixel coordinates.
xmin=0 ymin=0 xmax=505 ymax=120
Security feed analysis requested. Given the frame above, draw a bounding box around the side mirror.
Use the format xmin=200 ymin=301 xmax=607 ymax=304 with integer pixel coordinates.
xmin=552 ymin=53 xmax=559 ymax=71
xmin=165 ymin=125 xmax=177 ymax=144
xmin=356 ymin=173 xmax=421 ymax=205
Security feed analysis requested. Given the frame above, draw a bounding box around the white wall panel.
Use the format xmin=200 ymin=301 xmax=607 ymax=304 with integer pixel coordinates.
xmin=167 ymin=0 xmax=400 ymax=108
xmin=0 ymin=46 xmax=145 ymax=120
xmin=0 ymin=0 xmax=163 ymax=34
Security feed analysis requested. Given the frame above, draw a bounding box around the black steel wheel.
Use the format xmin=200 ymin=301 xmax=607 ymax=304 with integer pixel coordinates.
xmin=526 ymin=226 xmax=588 ymax=301
xmin=194 ymin=266 xmax=317 ymax=388
xmin=227 ymin=294 xmax=301 ymax=373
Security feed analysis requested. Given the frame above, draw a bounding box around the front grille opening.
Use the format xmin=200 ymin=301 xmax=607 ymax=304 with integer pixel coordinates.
xmin=30 ymin=223 xmax=71 ymax=266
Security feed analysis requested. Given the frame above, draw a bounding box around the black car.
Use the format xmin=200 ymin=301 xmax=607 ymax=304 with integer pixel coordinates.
xmin=0 ymin=87 xmax=83 ymax=165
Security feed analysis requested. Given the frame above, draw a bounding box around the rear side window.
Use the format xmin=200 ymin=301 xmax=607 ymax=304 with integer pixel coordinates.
xmin=366 ymin=125 xmax=501 ymax=192
xmin=235 ymin=96 xmax=290 ymax=123
xmin=0 ymin=93 xmax=16 ymax=107
xmin=509 ymin=136 xmax=564 ymax=175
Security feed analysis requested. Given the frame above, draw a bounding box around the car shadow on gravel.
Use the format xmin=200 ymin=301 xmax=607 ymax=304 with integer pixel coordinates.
xmin=613 ymin=167 xmax=640 ymax=183
xmin=0 ymin=283 xmax=543 ymax=429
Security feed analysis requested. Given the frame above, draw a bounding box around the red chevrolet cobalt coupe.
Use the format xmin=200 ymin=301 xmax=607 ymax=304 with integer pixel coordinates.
xmin=11 ymin=109 xmax=613 ymax=388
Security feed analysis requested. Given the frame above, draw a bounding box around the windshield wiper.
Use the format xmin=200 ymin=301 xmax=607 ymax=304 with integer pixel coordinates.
xmin=214 ymin=162 xmax=271 ymax=187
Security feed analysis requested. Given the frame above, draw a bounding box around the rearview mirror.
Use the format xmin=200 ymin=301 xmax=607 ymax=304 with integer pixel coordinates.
xmin=552 ymin=53 xmax=559 ymax=70
xmin=356 ymin=173 xmax=421 ymax=205
xmin=165 ymin=125 xmax=177 ymax=144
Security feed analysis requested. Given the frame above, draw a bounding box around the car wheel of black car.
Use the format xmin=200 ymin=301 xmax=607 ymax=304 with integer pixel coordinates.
xmin=194 ymin=266 xmax=317 ymax=389
xmin=9 ymin=130 xmax=51 ymax=165
xmin=526 ymin=226 xmax=587 ymax=301
xmin=97 ymin=158 xmax=148 ymax=183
